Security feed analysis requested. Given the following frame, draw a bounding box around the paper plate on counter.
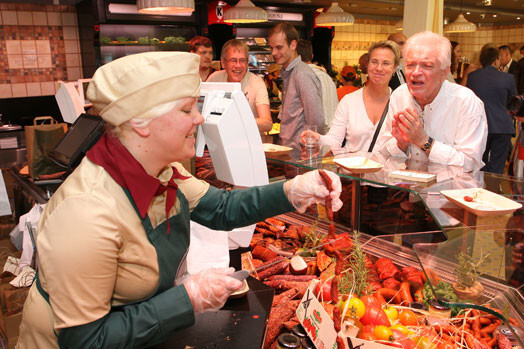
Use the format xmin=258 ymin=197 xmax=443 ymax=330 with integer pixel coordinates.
xmin=263 ymin=143 xmax=292 ymax=156
xmin=333 ymin=156 xmax=383 ymax=174
xmin=440 ymin=188 xmax=522 ymax=216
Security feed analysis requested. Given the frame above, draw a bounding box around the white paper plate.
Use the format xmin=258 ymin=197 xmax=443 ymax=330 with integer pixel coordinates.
xmin=440 ymin=188 xmax=522 ymax=216
xmin=333 ymin=156 xmax=383 ymax=174
xmin=263 ymin=143 xmax=292 ymax=156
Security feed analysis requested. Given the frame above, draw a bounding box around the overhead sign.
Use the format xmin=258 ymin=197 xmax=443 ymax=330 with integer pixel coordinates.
xmin=208 ymin=0 xmax=232 ymax=25
xmin=267 ymin=11 xmax=303 ymax=22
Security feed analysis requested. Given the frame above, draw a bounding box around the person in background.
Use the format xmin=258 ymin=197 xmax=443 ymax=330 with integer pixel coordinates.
xmin=499 ymin=45 xmax=517 ymax=75
xmin=17 ymin=51 xmax=343 ymax=348
xmin=358 ymin=53 xmax=370 ymax=85
xmin=297 ymin=39 xmax=338 ymax=133
xmin=265 ymin=63 xmax=282 ymax=100
xmin=337 ymin=65 xmax=359 ymax=101
xmin=379 ymin=31 xmax=487 ymax=172
xmin=189 ymin=36 xmax=215 ymax=81
xmin=515 ymin=45 xmax=524 ymax=94
xmin=449 ymin=41 xmax=476 ymax=86
xmin=387 ymin=32 xmax=407 ymax=91
xmin=450 ymin=41 xmax=462 ymax=83
xmin=300 ymin=41 xmax=399 ymax=155
xmin=207 ymin=39 xmax=272 ymax=136
xmin=467 ymin=45 xmax=517 ymax=174
xmin=268 ymin=22 xmax=324 ymax=157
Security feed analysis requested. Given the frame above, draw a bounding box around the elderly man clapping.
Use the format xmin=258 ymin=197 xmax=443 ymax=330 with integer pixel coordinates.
xmin=379 ymin=31 xmax=488 ymax=172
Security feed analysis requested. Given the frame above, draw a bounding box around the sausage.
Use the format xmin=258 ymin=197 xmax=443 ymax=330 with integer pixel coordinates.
xmin=382 ymin=277 xmax=400 ymax=290
xmin=266 ymin=275 xmax=318 ymax=282
xmin=264 ymin=304 xmax=296 ymax=349
xmin=376 ymin=288 xmax=402 ymax=304
xmin=336 ymin=336 xmax=345 ymax=348
xmin=272 ymin=288 xmax=299 ymax=307
xmin=331 ymin=278 xmax=339 ymax=304
xmin=498 ymin=333 xmax=512 ymax=349
xmin=252 ymin=245 xmax=278 ymax=262
xmin=258 ymin=260 xmax=289 ymax=280
xmin=264 ymin=280 xmax=310 ymax=297
xmin=399 ymin=282 xmax=413 ymax=304
xmin=265 ymin=217 xmax=286 ymax=230
xmin=479 ymin=320 xmax=501 ymax=335
xmin=333 ymin=306 xmax=341 ymax=332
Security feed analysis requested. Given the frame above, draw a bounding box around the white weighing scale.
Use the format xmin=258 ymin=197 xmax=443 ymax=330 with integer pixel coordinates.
xmin=191 ymin=82 xmax=269 ymax=258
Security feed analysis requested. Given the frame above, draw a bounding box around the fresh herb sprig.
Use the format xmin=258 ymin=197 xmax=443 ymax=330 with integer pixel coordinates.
xmin=455 ymin=248 xmax=490 ymax=289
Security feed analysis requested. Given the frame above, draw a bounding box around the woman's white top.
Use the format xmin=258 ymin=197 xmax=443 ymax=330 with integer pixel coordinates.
xmin=318 ymin=88 xmax=390 ymax=155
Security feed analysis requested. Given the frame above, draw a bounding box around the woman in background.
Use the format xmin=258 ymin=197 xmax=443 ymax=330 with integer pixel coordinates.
xmin=301 ymin=40 xmax=399 ymax=154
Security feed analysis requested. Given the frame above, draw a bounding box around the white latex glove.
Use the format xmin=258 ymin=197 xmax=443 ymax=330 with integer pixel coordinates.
xmin=284 ymin=170 xmax=343 ymax=213
xmin=182 ymin=267 xmax=242 ymax=313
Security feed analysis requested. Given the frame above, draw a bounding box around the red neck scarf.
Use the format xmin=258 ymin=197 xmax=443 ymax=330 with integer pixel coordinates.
xmin=86 ymin=133 xmax=189 ymax=234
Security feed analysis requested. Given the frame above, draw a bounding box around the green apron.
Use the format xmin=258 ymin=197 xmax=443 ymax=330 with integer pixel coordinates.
xmin=35 ymin=188 xmax=194 ymax=347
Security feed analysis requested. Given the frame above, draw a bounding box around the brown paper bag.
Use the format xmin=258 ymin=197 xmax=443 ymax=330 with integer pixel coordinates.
xmin=24 ymin=116 xmax=68 ymax=180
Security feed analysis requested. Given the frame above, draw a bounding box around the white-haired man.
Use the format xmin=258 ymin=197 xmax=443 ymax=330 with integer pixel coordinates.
xmin=379 ymin=31 xmax=488 ymax=172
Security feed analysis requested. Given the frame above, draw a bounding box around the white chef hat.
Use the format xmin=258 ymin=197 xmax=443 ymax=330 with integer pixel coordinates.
xmin=87 ymin=51 xmax=201 ymax=126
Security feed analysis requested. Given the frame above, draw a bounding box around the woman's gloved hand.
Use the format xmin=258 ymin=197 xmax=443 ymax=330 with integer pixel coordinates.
xmin=182 ymin=267 xmax=242 ymax=313
xmin=284 ymin=170 xmax=343 ymax=213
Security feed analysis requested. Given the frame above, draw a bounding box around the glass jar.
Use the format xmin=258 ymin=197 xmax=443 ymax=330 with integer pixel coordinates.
xmin=409 ymin=301 xmax=428 ymax=324
xmin=291 ymin=324 xmax=307 ymax=339
xmin=427 ymin=299 xmax=451 ymax=325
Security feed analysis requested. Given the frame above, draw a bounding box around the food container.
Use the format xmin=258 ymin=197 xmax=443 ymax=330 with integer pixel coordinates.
xmin=427 ymin=299 xmax=451 ymax=325
xmin=409 ymin=302 xmax=428 ymax=324
xmin=276 ymin=333 xmax=301 ymax=349
xmin=291 ymin=324 xmax=307 ymax=339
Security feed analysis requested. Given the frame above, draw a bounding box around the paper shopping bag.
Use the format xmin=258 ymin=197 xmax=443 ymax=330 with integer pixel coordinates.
xmin=24 ymin=116 xmax=68 ymax=180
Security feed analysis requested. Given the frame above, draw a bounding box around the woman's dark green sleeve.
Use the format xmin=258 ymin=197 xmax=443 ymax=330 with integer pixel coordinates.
xmin=190 ymin=181 xmax=295 ymax=230
xmin=57 ymin=285 xmax=194 ymax=348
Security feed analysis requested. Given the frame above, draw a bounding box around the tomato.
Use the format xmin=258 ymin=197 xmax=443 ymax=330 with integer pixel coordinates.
xmin=373 ymin=325 xmax=394 ymax=341
xmin=391 ymin=329 xmax=406 ymax=341
xmin=360 ymin=332 xmax=376 ymax=341
xmin=360 ymin=304 xmax=391 ymax=327
xmin=360 ymin=294 xmax=381 ymax=308
xmin=339 ymin=297 xmax=366 ymax=319
xmin=398 ymin=309 xmax=418 ymax=326
xmin=314 ymin=282 xmax=332 ymax=302
xmin=464 ymin=195 xmax=473 ymax=202
xmin=398 ymin=338 xmax=418 ymax=349
xmin=390 ymin=324 xmax=409 ymax=336
xmin=382 ymin=305 xmax=398 ymax=322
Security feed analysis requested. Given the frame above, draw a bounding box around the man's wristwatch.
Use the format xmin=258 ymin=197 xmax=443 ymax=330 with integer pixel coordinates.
xmin=420 ymin=137 xmax=434 ymax=152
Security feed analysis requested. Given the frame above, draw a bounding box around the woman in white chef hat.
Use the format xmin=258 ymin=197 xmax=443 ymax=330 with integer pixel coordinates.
xmin=17 ymin=51 xmax=343 ymax=348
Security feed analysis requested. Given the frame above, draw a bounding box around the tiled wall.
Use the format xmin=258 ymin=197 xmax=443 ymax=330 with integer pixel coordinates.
xmin=0 ymin=2 xmax=82 ymax=99
xmin=447 ymin=25 xmax=524 ymax=65
xmin=332 ymin=19 xmax=397 ymax=71
xmin=333 ymin=21 xmax=524 ymax=72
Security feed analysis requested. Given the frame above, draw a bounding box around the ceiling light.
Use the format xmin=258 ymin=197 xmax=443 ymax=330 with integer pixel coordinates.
xmin=444 ymin=13 xmax=476 ymax=32
xmin=492 ymin=14 xmax=497 ymax=17
xmin=224 ymin=0 xmax=267 ymax=23
xmin=466 ymin=11 xmax=471 ymax=15
xmin=444 ymin=0 xmax=476 ymax=33
xmin=395 ymin=19 xmax=403 ymax=31
xmin=316 ymin=2 xmax=354 ymax=27
xmin=136 ymin=0 xmax=194 ymax=14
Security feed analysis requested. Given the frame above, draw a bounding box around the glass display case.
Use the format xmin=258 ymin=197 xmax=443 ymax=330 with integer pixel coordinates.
xmin=193 ymin=146 xmax=524 ymax=347
xmin=238 ymin=37 xmax=275 ymax=76
xmin=98 ymin=24 xmax=194 ymax=65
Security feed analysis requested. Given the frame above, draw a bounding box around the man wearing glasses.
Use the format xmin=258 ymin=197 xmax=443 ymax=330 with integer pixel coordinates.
xmin=207 ymin=39 xmax=273 ymax=138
